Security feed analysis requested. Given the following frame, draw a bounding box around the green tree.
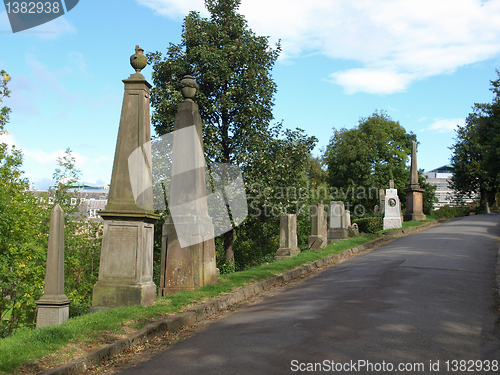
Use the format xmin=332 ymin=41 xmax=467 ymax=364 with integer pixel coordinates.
xmin=325 ymin=111 xmax=418 ymax=215
xmin=0 ymin=71 xmax=47 ymax=336
xmin=149 ymin=0 xmax=283 ymax=262
xmin=450 ymin=70 xmax=500 ymax=212
xmin=304 ymin=152 xmax=328 ymax=188
xmin=240 ymin=125 xmax=316 ymax=268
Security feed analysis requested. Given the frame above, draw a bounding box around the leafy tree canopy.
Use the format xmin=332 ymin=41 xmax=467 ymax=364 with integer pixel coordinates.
xmin=450 ymin=70 xmax=500 ymax=210
xmin=325 ymin=111 xmax=416 ymax=211
xmin=148 ymin=0 xmax=281 ymax=166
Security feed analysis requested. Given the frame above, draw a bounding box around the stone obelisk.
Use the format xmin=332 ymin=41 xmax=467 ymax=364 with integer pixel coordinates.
xmin=158 ymin=75 xmax=217 ymax=296
xmin=405 ymin=141 xmax=426 ymax=221
xmin=35 ymin=204 xmax=72 ymax=328
xmin=92 ymin=46 xmax=158 ymax=310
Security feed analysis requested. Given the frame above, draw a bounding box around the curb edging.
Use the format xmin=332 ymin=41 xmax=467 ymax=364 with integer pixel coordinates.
xmin=39 ymin=219 xmax=447 ymax=375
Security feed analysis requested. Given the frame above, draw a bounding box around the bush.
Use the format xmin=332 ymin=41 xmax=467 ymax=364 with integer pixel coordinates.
xmin=433 ymin=205 xmax=470 ymax=218
xmin=352 ymin=217 xmax=382 ymax=233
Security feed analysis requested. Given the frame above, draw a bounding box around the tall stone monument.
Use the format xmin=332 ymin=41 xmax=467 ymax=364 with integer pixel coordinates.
xmin=35 ymin=204 xmax=72 ymax=328
xmin=275 ymin=214 xmax=301 ymax=260
xmin=92 ymin=46 xmax=158 ymax=310
xmin=158 ymin=75 xmax=217 ymax=296
xmin=405 ymin=141 xmax=426 ymax=221
xmin=308 ymin=204 xmax=327 ymax=249
xmin=383 ymin=180 xmax=403 ymax=230
xmin=327 ymin=201 xmax=348 ymax=243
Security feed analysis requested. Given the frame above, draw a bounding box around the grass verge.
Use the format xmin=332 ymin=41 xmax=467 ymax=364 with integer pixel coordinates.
xmin=0 ymin=219 xmax=437 ymax=374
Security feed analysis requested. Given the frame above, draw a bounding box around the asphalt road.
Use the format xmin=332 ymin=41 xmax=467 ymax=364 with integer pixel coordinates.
xmin=118 ymin=215 xmax=500 ymax=374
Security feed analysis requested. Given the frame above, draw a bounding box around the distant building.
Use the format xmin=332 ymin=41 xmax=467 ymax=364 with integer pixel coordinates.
xmin=423 ymin=165 xmax=476 ymax=208
xmin=35 ymin=183 xmax=109 ymax=221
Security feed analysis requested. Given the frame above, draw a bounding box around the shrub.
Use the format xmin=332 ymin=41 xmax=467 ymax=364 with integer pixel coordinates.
xmin=433 ymin=205 xmax=470 ymax=218
xmin=352 ymin=217 xmax=383 ymax=233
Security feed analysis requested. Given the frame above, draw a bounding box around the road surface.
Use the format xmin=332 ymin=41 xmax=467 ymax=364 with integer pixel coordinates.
xmin=118 ymin=215 xmax=500 ymax=374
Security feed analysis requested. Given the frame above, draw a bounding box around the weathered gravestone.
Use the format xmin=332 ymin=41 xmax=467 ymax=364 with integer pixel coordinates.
xmin=275 ymin=214 xmax=301 ymax=260
xmin=379 ymin=189 xmax=385 ymax=216
xmin=35 ymin=204 xmax=72 ymax=328
xmin=405 ymin=140 xmax=426 ymax=221
xmin=308 ymin=203 xmax=327 ymax=249
xmin=343 ymin=209 xmax=351 ymax=229
xmin=92 ymin=46 xmax=158 ymax=310
xmin=383 ymin=180 xmax=402 ymax=230
xmin=158 ymin=75 xmax=217 ymax=296
xmin=327 ymin=201 xmax=349 ymax=243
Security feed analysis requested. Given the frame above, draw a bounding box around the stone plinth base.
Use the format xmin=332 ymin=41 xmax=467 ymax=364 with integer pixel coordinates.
xmin=35 ymin=299 xmax=71 ymax=328
xmin=91 ymin=282 xmax=156 ymax=311
xmin=404 ymin=212 xmax=427 ymax=221
xmin=327 ymin=228 xmax=348 ymax=244
xmin=308 ymin=235 xmax=326 ymax=250
xmin=159 ymin=216 xmax=217 ymax=297
xmin=275 ymin=247 xmax=300 ymax=261
xmin=405 ymin=187 xmax=426 ymax=222
xmin=92 ymin=216 xmax=156 ymax=310
xmin=383 ymin=217 xmax=402 ymax=230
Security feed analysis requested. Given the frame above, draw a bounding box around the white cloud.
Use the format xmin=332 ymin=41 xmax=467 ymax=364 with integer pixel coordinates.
xmin=427 ymin=118 xmax=464 ymax=133
xmin=24 ymin=148 xmax=88 ymax=167
xmin=136 ymin=0 xmax=500 ymax=94
xmin=330 ymin=69 xmax=413 ymax=95
xmin=0 ymin=131 xmax=17 ymax=148
xmin=136 ymin=0 xmax=207 ymax=18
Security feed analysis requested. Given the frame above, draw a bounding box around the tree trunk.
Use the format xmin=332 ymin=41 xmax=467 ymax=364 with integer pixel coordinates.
xmin=487 ymin=191 xmax=497 ymax=209
xmin=224 ymin=229 xmax=234 ymax=262
xmin=479 ymin=189 xmax=490 ymax=213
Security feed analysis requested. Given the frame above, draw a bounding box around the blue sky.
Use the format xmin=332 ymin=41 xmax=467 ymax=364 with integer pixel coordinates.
xmin=1 ymin=0 xmax=500 ymax=190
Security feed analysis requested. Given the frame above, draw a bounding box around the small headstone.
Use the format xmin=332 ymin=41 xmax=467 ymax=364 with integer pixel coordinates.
xmin=383 ymin=183 xmax=402 ymax=230
xmin=374 ymin=204 xmax=380 ymax=216
xmin=327 ymin=201 xmax=349 ymax=243
xmin=308 ymin=204 xmax=327 ymax=249
xmin=275 ymin=214 xmax=301 ymax=260
xmin=379 ymin=189 xmax=385 ymax=216
xmin=35 ymin=204 xmax=72 ymax=328
xmin=342 ymin=210 xmax=351 ymax=229
xmin=352 ymin=223 xmax=360 ymax=236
